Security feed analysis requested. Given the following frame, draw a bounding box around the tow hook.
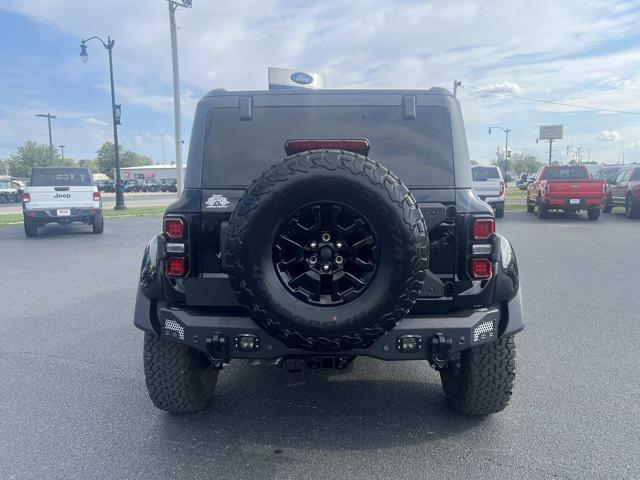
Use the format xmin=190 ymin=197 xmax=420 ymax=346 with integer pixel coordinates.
xmin=430 ymin=333 xmax=452 ymax=369
xmin=206 ymin=333 xmax=229 ymax=369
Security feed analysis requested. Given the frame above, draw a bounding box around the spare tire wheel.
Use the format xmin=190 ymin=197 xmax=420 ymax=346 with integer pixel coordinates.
xmin=225 ymin=150 xmax=429 ymax=351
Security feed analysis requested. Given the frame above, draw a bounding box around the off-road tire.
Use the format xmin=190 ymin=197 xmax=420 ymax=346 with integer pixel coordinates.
xmin=538 ymin=198 xmax=548 ymax=219
xmin=495 ymin=206 xmax=504 ymax=219
xmin=440 ymin=336 xmax=516 ymax=415
xmin=92 ymin=211 xmax=104 ymax=234
xmin=626 ymin=195 xmax=640 ymax=219
xmin=143 ymin=332 xmax=219 ymax=413
xmin=24 ymin=217 xmax=38 ymax=237
xmin=225 ymin=149 xmax=429 ymax=351
xmin=587 ymin=208 xmax=600 ymax=220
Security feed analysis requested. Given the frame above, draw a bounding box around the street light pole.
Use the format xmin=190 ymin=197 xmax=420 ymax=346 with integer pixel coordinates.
xmin=36 ymin=113 xmax=56 ymax=165
xmin=489 ymin=126 xmax=511 ymax=178
xmin=80 ymin=35 xmax=126 ymax=210
xmin=167 ymin=0 xmax=192 ymax=196
xmin=59 ymin=145 xmax=65 ymax=161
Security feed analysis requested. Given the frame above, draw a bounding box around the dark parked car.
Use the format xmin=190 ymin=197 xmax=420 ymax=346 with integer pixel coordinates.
xmin=604 ymin=166 xmax=640 ymax=218
xmin=159 ymin=178 xmax=178 ymax=193
xmin=134 ymin=88 xmax=524 ymax=415
xmin=142 ymin=179 xmax=160 ymax=192
xmin=594 ymin=166 xmax=625 ymax=184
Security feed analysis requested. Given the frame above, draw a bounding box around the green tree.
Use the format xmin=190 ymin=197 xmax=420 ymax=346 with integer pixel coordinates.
xmin=511 ymin=153 xmax=542 ymax=176
xmin=6 ymin=141 xmax=77 ymax=177
xmin=95 ymin=141 xmax=152 ymax=176
xmin=470 ymin=159 xmax=480 ymax=166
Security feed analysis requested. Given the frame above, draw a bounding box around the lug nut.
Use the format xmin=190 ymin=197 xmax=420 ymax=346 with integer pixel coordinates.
xmin=321 ymin=233 xmax=331 ymax=242
xmin=309 ymin=255 xmax=318 ymax=265
xmin=322 ymin=263 xmax=330 ymax=272
xmin=335 ymin=255 xmax=344 ymax=265
xmin=310 ymin=241 xmax=318 ymax=249
xmin=336 ymin=241 xmax=343 ymax=249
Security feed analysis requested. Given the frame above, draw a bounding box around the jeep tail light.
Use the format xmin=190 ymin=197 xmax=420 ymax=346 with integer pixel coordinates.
xmin=499 ymin=180 xmax=505 ymax=196
xmin=164 ymin=217 xmax=185 ymax=239
xmin=285 ymin=139 xmax=370 ymax=156
xmin=472 ymin=218 xmax=495 ymax=240
xmin=93 ymin=191 xmax=101 ymax=201
xmin=166 ymin=256 xmax=187 ymax=277
xmin=470 ymin=258 xmax=492 ymax=280
xmin=22 ymin=192 xmax=31 ymax=202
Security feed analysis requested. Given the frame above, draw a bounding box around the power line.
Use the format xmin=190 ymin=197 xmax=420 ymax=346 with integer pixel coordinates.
xmin=461 ymin=83 xmax=640 ymax=115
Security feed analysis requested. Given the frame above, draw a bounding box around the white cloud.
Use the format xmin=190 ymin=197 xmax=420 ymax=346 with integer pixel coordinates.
xmin=596 ymin=130 xmax=621 ymax=141
xmin=2 ymin=0 xmax=640 ymax=164
xmin=473 ymin=81 xmax=523 ymax=97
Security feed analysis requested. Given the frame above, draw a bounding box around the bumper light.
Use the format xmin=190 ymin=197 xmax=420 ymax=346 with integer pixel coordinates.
xmin=473 ymin=320 xmax=495 ymax=343
xmin=235 ymin=334 xmax=260 ymax=352
xmin=164 ymin=319 xmax=184 ymax=340
xmin=396 ymin=335 xmax=423 ymax=353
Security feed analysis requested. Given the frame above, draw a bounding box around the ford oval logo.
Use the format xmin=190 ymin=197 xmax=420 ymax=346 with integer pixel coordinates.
xmin=290 ymin=72 xmax=313 ymax=85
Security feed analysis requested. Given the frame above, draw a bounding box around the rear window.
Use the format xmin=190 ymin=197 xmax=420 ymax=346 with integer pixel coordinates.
xmin=472 ymin=167 xmax=501 ymax=181
xmin=595 ymin=168 xmax=621 ymax=181
xmin=541 ymin=167 xmax=589 ymax=180
xmin=30 ymin=168 xmax=93 ymax=187
xmin=202 ymin=105 xmax=455 ymax=187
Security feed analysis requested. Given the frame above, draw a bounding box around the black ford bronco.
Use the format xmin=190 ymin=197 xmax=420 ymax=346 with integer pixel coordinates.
xmin=134 ymin=88 xmax=523 ymax=415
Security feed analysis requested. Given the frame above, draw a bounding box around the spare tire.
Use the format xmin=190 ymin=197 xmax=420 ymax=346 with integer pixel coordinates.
xmin=225 ymin=150 xmax=429 ymax=351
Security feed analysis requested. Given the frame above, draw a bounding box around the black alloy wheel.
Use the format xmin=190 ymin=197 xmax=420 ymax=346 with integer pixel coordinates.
xmin=273 ymin=202 xmax=379 ymax=306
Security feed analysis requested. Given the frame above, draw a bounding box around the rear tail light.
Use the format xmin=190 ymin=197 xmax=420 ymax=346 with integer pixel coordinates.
xmin=163 ymin=217 xmax=185 ymax=239
xmin=22 ymin=192 xmax=31 ymax=202
xmin=472 ymin=218 xmax=495 ymax=240
xmin=166 ymin=256 xmax=187 ymax=277
xmin=499 ymin=180 xmax=505 ymax=196
xmin=470 ymin=258 xmax=493 ymax=280
xmin=285 ymin=139 xmax=370 ymax=156
xmin=93 ymin=191 xmax=101 ymax=201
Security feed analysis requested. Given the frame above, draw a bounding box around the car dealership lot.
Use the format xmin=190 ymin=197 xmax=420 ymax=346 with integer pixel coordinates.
xmin=0 ymin=212 xmax=638 ymax=480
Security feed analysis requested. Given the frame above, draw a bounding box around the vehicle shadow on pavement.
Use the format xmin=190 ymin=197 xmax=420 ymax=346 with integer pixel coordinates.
xmin=149 ymin=360 xmax=491 ymax=453
xmin=26 ymin=223 xmax=96 ymax=237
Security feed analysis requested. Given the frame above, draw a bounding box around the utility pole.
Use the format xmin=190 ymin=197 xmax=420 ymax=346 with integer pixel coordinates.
xmin=549 ymin=139 xmax=553 ymax=164
xmin=168 ymin=0 xmax=192 ymax=195
xmin=453 ymin=80 xmax=462 ymax=97
xmin=59 ymin=145 xmax=65 ymax=160
xmin=489 ymin=126 xmax=511 ymax=177
xmin=36 ymin=113 xmax=56 ymax=165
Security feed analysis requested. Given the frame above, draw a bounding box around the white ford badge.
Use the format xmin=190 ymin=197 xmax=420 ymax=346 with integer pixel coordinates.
xmin=205 ymin=194 xmax=230 ymax=208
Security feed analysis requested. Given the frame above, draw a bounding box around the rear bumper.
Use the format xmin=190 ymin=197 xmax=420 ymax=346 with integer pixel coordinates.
xmin=134 ymin=288 xmax=524 ymax=362
xmin=544 ymin=197 xmax=602 ymax=207
xmin=23 ymin=207 xmax=101 ymax=223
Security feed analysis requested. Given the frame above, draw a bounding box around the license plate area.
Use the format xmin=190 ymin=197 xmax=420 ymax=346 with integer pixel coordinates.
xmin=57 ymin=208 xmax=71 ymax=216
xmin=569 ymin=199 xmax=580 ymax=205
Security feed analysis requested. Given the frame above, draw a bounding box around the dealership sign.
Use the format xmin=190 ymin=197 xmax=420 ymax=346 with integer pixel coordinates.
xmin=539 ymin=125 xmax=564 ymax=140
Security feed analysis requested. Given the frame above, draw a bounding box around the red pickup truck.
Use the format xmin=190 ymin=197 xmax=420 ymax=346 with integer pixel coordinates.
xmin=526 ymin=165 xmax=606 ymax=220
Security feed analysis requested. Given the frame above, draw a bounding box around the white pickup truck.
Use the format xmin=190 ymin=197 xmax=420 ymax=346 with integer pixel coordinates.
xmin=471 ymin=165 xmax=506 ymax=218
xmin=22 ymin=167 xmax=103 ymax=237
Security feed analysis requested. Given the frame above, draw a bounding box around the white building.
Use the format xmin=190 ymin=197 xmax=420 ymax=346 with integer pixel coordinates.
xmin=120 ymin=164 xmax=186 ymax=181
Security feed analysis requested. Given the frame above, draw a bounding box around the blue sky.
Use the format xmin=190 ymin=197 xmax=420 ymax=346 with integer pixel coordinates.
xmin=1 ymin=0 xmax=639 ymax=166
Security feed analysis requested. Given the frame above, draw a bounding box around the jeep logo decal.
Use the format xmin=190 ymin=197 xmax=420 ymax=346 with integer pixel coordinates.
xmin=205 ymin=194 xmax=230 ymax=209
xmin=54 ymin=192 xmax=71 ymax=199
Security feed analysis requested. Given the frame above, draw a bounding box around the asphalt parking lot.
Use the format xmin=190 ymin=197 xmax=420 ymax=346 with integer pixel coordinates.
xmin=1 ymin=211 xmax=638 ymax=480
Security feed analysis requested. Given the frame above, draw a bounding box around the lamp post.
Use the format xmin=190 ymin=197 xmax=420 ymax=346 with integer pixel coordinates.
xmin=35 ymin=113 xmax=56 ymax=165
xmin=80 ymin=35 xmax=126 ymax=210
xmin=167 ymin=0 xmax=193 ymax=196
xmin=489 ymin=126 xmax=511 ymax=178
xmin=567 ymin=145 xmax=582 ymax=164
xmin=59 ymin=145 xmax=66 ymax=161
